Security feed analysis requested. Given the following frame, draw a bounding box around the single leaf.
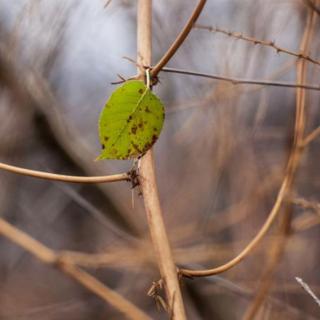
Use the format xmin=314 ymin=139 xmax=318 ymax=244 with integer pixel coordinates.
xmin=97 ymin=80 xmax=165 ymax=160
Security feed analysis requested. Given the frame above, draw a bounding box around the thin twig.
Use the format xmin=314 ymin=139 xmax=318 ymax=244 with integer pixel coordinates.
xmin=137 ymin=1 xmax=187 ymax=319
xmin=242 ymin=8 xmax=317 ymax=319
xmin=104 ymin=0 xmax=112 ymax=8
xmin=121 ymin=57 xmax=320 ymax=91
xmin=242 ymin=208 xmax=293 ymax=320
xmin=291 ymin=196 xmax=320 ymax=231
xmin=292 ymin=197 xmax=320 ymax=215
xmin=161 ymin=67 xmax=320 ymax=91
xmin=194 ymin=24 xmax=320 ymax=68
xmin=0 ymin=161 xmax=130 ymax=184
xmin=150 ymin=0 xmax=207 ymax=78
xmin=0 ymin=218 xmax=151 ymax=320
xmin=296 ymin=277 xmax=320 ymax=308
xmin=179 ymin=7 xmax=314 ymax=279
xmin=302 ymin=126 xmax=320 ymax=146
xmin=304 ymin=0 xmax=320 ymax=16
xmin=292 ymin=197 xmax=320 ymax=233
xmin=179 ymin=170 xmax=291 ymax=277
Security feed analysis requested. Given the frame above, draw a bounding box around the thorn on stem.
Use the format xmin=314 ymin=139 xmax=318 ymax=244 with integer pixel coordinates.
xmin=147 ymin=279 xmax=168 ymax=312
xmin=128 ymin=168 xmax=140 ymax=189
xmin=111 ymin=74 xmax=127 ymax=85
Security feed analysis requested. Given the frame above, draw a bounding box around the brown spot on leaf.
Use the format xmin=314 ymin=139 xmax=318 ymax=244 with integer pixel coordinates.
xmin=131 ymin=125 xmax=137 ymax=134
xmin=145 ymin=106 xmax=151 ymax=113
xmin=138 ymin=88 xmax=144 ymax=94
xmin=132 ymin=142 xmax=141 ymax=153
xmin=151 ymin=134 xmax=158 ymax=144
xmin=144 ymin=142 xmax=151 ymax=150
xmin=101 ymin=144 xmax=105 ymax=149
xmin=104 ymin=136 xmax=109 ymax=142
xmin=138 ymin=121 xmax=144 ymax=130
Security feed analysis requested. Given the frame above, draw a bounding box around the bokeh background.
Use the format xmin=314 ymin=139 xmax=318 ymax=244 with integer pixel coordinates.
xmin=0 ymin=0 xmax=319 ymax=319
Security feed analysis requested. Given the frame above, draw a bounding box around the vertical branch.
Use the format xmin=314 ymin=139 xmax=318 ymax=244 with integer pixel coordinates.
xmin=242 ymin=207 xmax=292 ymax=320
xmin=137 ymin=1 xmax=187 ymax=319
xmin=242 ymin=6 xmax=317 ymax=320
xmin=179 ymin=1 xmax=317 ymax=280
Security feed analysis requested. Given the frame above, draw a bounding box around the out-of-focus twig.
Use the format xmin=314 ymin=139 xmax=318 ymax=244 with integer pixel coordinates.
xmin=150 ymin=0 xmax=207 ymax=78
xmin=104 ymin=0 xmax=112 ymax=8
xmin=0 ymin=218 xmax=151 ymax=320
xmin=242 ymin=207 xmax=293 ymax=320
xmin=296 ymin=277 xmax=320 ymax=308
xmin=242 ymin=7 xmax=317 ymax=319
xmin=194 ymin=24 xmax=320 ymax=68
xmin=291 ymin=197 xmax=320 ymax=231
xmin=304 ymin=0 xmax=320 ymax=16
xmin=179 ymin=6 xmax=315 ymax=279
xmin=292 ymin=197 xmax=320 ymax=213
xmin=302 ymin=126 xmax=320 ymax=146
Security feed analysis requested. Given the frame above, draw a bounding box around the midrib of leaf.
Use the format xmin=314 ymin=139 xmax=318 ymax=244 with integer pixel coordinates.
xmin=109 ymin=86 xmax=148 ymax=148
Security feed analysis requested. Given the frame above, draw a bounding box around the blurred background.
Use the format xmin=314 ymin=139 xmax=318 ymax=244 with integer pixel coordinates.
xmin=0 ymin=0 xmax=319 ymax=319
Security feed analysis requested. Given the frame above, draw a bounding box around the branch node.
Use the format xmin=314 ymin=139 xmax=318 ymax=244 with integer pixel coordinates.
xmin=128 ymin=168 xmax=140 ymax=189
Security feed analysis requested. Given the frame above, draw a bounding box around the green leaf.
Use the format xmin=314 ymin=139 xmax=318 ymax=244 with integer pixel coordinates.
xmin=97 ymin=80 xmax=165 ymax=160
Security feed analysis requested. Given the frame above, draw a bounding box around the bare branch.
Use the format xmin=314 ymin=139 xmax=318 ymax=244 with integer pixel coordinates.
xmin=161 ymin=67 xmax=320 ymax=91
xmin=304 ymin=0 xmax=320 ymax=16
xmin=179 ymin=7 xmax=315 ymax=279
xmin=302 ymin=126 xmax=320 ymax=146
xmin=151 ymin=0 xmax=207 ymax=78
xmin=296 ymin=277 xmax=320 ymax=308
xmin=243 ymin=8 xmax=317 ymax=319
xmin=292 ymin=197 xmax=320 ymax=215
xmin=0 ymin=161 xmax=130 ymax=184
xmin=0 ymin=218 xmax=151 ymax=320
xmin=194 ymin=24 xmax=320 ymax=68
xmin=137 ymin=0 xmax=187 ymax=318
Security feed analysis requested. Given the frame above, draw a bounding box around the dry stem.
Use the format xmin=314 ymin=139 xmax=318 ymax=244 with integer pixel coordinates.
xmin=0 ymin=218 xmax=151 ymax=320
xmin=194 ymin=24 xmax=320 ymax=68
xmin=137 ymin=0 xmax=187 ymax=318
xmin=179 ymin=6 xmax=315 ymax=280
xmin=302 ymin=125 xmax=320 ymax=145
xmin=0 ymin=161 xmax=129 ymax=184
xmin=161 ymin=67 xmax=320 ymax=91
xmin=242 ymin=8 xmax=317 ymax=318
xmin=151 ymin=0 xmax=207 ymax=78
